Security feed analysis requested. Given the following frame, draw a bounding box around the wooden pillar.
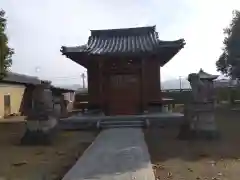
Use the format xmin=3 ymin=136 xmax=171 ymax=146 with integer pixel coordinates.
xmin=158 ymin=64 xmax=161 ymax=101
xmin=98 ymin=60 xmax=103 ymax=111
xmin=88 ymin=59 xmax=100 ymax=106
xmin=101 ymin=59 xmax=109 ymax=115
xmin=141 ymin=58 xmax=147 ymax=112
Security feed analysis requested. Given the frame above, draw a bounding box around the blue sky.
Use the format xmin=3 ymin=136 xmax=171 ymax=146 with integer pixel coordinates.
xmin=2 ymin=0 xmax=240 ymax=85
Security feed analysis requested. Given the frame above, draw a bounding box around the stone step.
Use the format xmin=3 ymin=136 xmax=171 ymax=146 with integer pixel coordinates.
xmin=97 ymin=119 xmax=149 ymax=129
xmin=100 ymin=124 xmax=145 ymax=129
xmin=100 ymin=120 xmax=145 ymax=124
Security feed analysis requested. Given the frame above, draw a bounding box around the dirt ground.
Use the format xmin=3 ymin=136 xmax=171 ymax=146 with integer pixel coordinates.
xmin=2 ymin=109 xmax=240 ymax=180
xmin=145 ymin=109 xmax=240 ymax=180
xmin=0 ymin=121 xmax=98 ymax=180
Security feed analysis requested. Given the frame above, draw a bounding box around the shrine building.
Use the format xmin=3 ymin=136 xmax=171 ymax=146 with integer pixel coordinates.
xmin=198 ymin=69 xmax=219 ymax=81
xmin=61 ymin=26 xmax=185 ymax=115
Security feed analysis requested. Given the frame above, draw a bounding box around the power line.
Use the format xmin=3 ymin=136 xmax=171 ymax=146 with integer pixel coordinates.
xmin=41 ymin=75 xmax=88 ymax=80
xmin=44 ymin=72 xmax=88 ymax=79
xmin=50 ymin=77 xmax=82 ymax=79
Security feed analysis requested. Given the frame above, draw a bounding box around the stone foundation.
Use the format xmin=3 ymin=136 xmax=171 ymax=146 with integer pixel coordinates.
xmin=178 ymin=103 xmax=219 ymax=140
xmin=21 ymin=118 xmax=58 ymax=145
xmin=178 ymin=124 xmax=220 ymax=140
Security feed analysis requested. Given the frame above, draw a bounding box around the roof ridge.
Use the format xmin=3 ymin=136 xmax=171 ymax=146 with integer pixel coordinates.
xmin=90 ymin=26 xmax=156 ymax=37
xmin=7 ymin=71 xmax=39 ymax=79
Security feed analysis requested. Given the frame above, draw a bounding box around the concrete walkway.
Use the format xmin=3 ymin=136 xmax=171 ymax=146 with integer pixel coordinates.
xmin=62 ymin=128 xmax=155 ymax=180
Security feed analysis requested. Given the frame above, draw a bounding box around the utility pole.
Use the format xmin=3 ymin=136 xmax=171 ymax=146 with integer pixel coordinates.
xmin=179 ymin=76 xmax=182 ymax=91
xmin=81 ymin=72 xmax=86 ymax=89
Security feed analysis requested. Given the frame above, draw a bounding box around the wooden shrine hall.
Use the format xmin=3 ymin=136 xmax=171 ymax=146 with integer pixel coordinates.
xmin=61 ymin=26 xmax=185 ymax=115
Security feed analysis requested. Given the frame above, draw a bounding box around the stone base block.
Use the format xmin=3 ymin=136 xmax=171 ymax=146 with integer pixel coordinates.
xmin=193 ymin=130 xmax=220 ymax=140
xmin=177 ymin=122 xmax=220 ymax=140
xmin=21 ymin=129 xmax=54 ymax=145
xmin=21 ymin=119 xmax=58 ymax=145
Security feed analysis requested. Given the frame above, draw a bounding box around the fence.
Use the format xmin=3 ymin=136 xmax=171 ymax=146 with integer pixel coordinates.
xmin=161 ymin=89 xmax=192 ymax=104
xmin=162 ymin=87 xmax=240 ymax=104
xmin=74 ymin=87 xmax=240 ymax=107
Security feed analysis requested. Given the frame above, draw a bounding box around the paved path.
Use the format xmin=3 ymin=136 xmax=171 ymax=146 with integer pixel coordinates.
xmin=62 ymin=128 xmax=155 ymax=180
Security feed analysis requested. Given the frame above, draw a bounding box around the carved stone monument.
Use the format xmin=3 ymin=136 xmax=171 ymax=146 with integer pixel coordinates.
xmin=178 ymin=70 xmax=219 ymax=140
xmin=21 ymin=81 xmax=58 ymax=145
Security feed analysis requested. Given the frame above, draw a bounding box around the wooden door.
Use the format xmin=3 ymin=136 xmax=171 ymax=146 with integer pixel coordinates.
xmin=108 ymin=73 xmax=140 ymax=115
xmin=4 ymin=94 xmax=11 ymax=117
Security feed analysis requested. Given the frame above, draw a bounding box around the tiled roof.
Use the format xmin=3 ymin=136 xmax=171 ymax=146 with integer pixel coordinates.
xmin=61 ymin=26 xmax=185 ymax=58
xmin=51 ymin=86 xmax=75 ymax=92
xmin=198 ymin=69 xmax=219 ymax=80
xmin=2 ymin=72 xmax=41 ymax=85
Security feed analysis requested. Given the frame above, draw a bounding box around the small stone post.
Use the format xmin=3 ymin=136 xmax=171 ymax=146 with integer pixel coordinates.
xmin=178 ymin=73 xmax=219 ymax=140
xmin=21 ymin=81 xmax=58 ymax=145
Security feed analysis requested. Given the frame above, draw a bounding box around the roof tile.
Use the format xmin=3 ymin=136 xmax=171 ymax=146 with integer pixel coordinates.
xmin=61 ymin=26 xmax=185 ymax=61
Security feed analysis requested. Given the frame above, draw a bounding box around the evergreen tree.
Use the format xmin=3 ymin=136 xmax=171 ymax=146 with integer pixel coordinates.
xmin=0 ymin=9 xmax=14 ymax=79
xmin=216 ymin=10 xmax=240 ymax=79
